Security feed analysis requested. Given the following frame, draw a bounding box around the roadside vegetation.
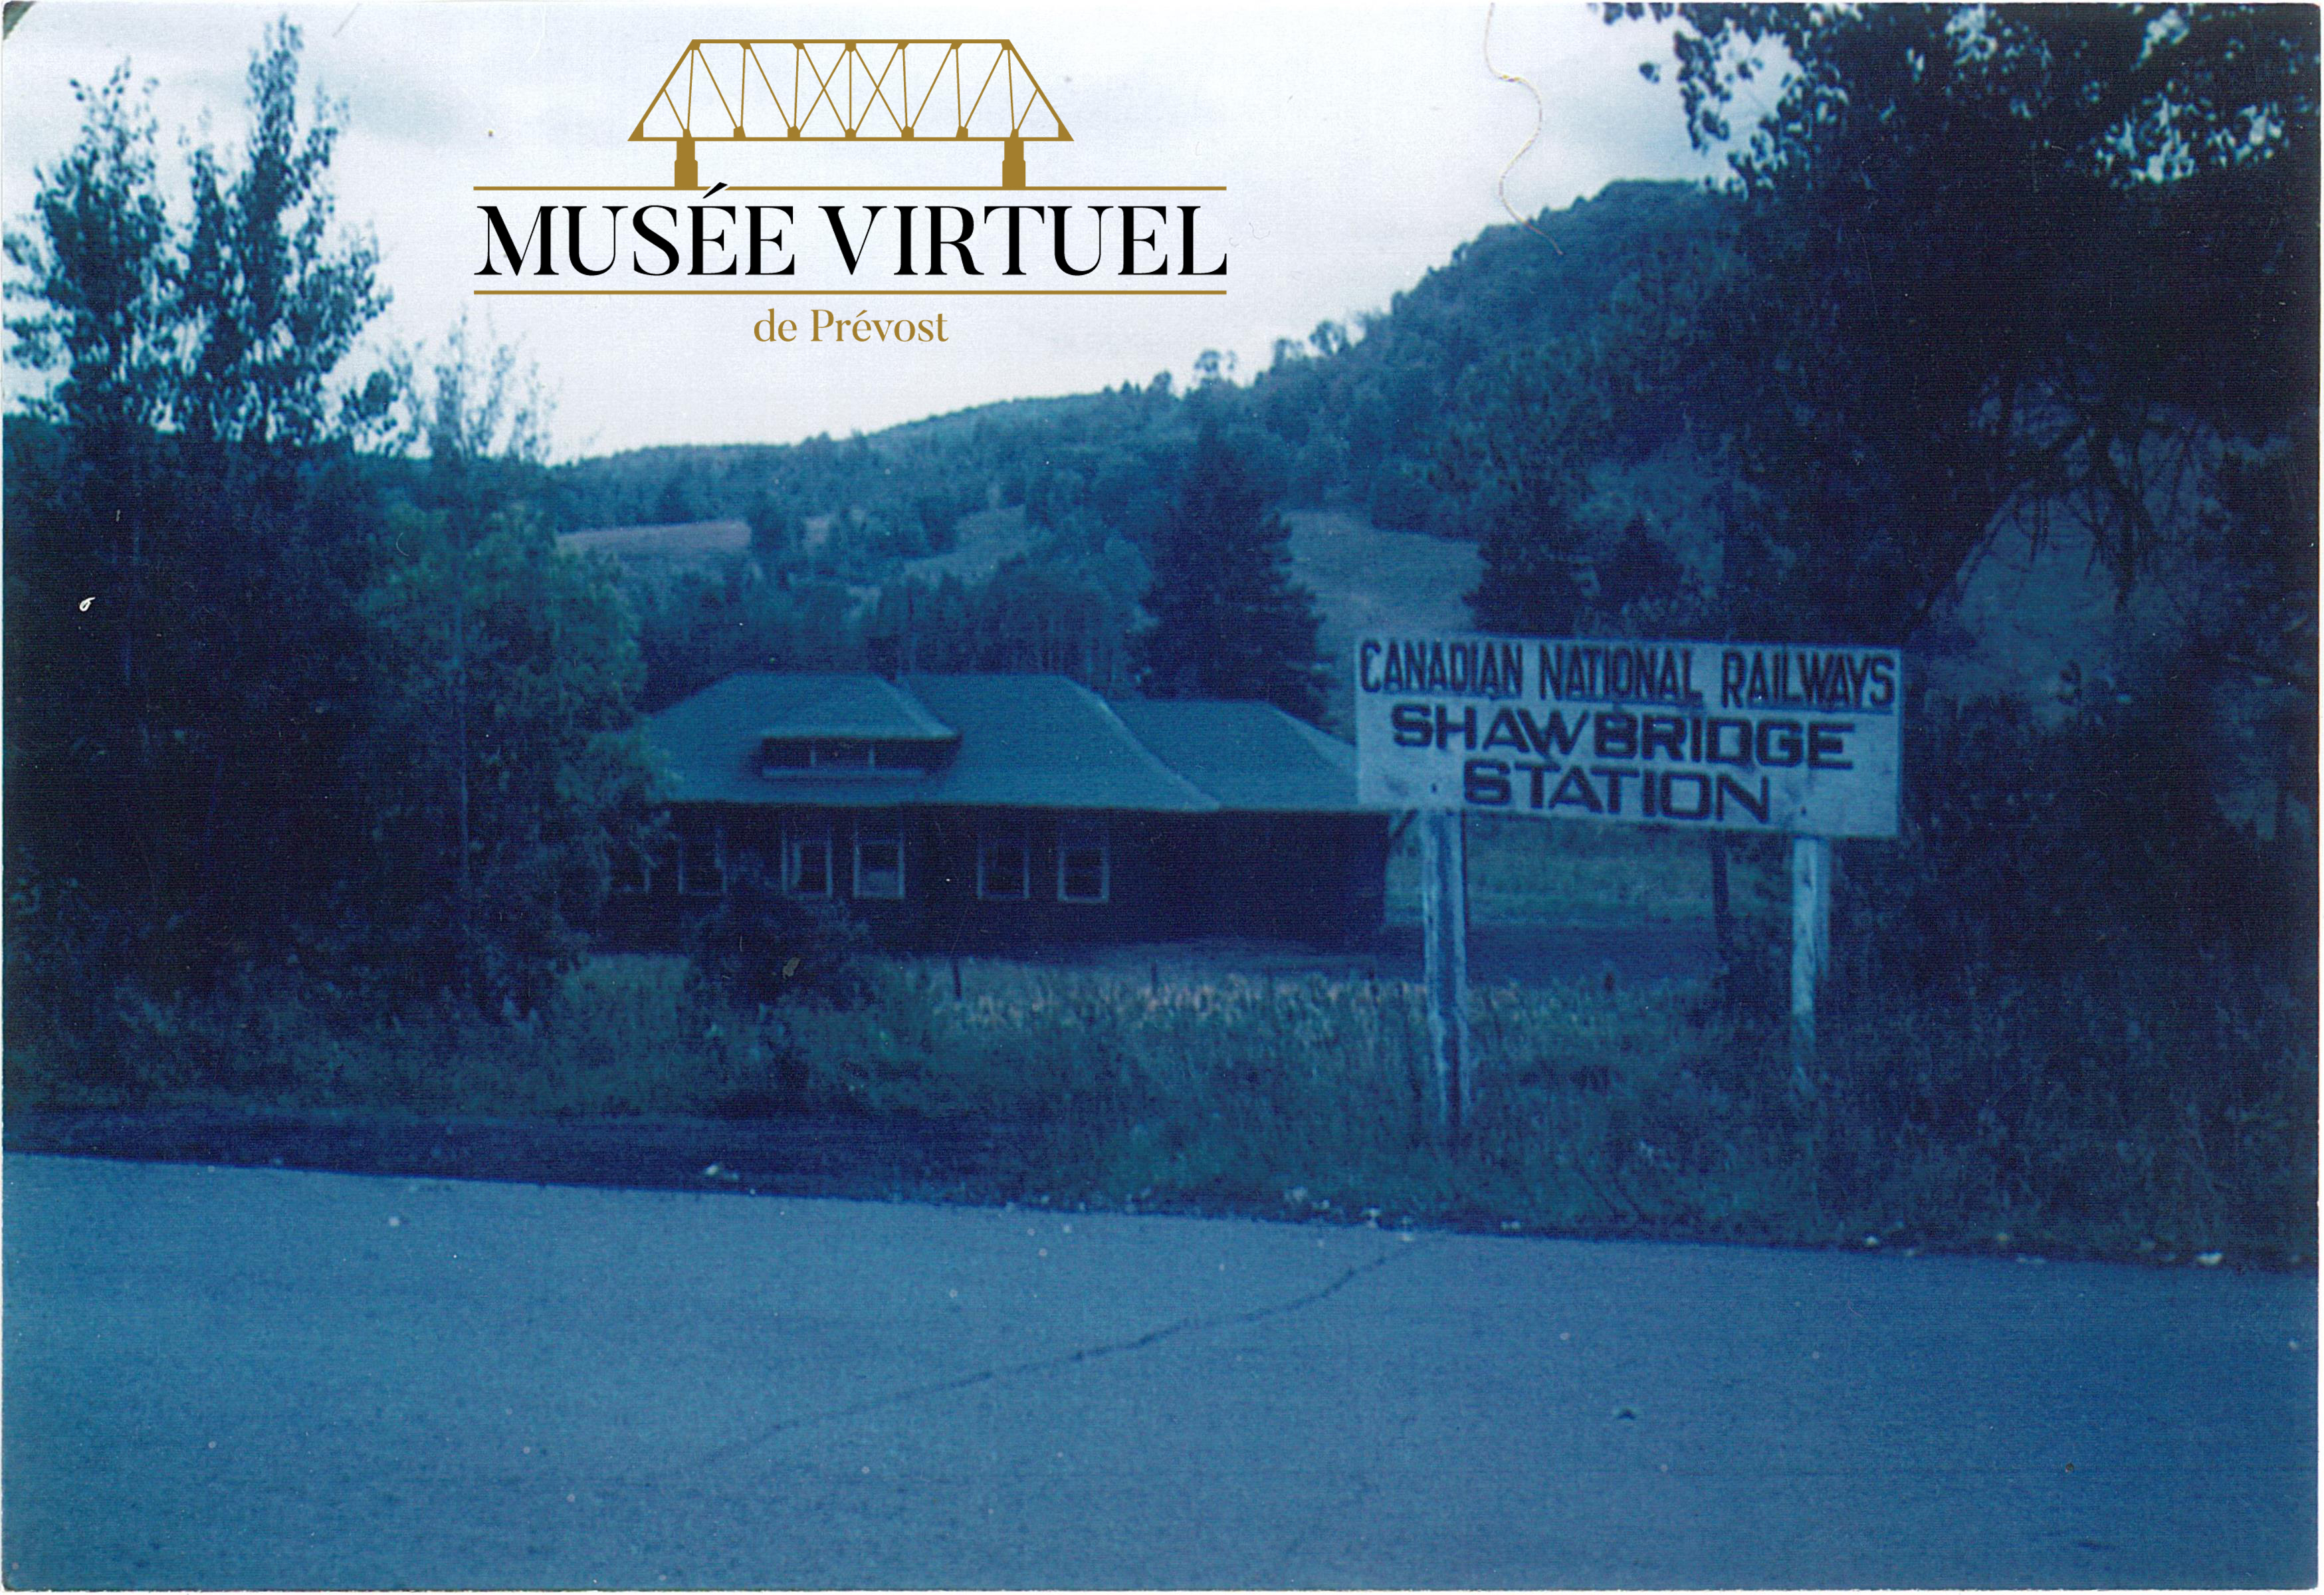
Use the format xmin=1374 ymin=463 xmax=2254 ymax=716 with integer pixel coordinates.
xmin=13 ymin=807 xmax=2309 ymax=1269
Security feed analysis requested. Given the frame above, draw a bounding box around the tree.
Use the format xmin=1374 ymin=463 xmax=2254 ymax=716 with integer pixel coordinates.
xmin=1444 ymin=194 xmax=1729 ymax=637
xmin=1596 ymin=516 xmax=1689 ymax=617
xmin=5 ymin=24 xmax=393 ymax=1001
xmin=1610 ymin=3 xmax=2319 ymax=643
xmin=745 ymin=486 xmax=797 ymax=560
xmin=354 ymin=332 xmax=650 ymax=1008
xmin=3 ymin=66 xmax=177 ymax=890
xmin=1601 ymin=3 xmax=2320 ymax=1021
xmin=159 ymin=21 xmax=393 ymax=954
xmin=358 ymin=505 xmax=653 ymax=1008
xmin=3 ymin=66 xmax=175 ymax=455
xmin=1449 ymin=342 xmax=1600 ymax=635
xmin=178 ymin=20 xmax=387 ymax=457
xmin=1137 ymin=425 xmax=1327 ymax=720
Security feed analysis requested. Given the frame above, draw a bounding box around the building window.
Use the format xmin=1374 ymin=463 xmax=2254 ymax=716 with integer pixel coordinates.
xmin=784 ymin=820 xmax=833 ymax=897
xmin=853 ymin=819 xmax=904 ymax=900
xmin=680 ymin=827 xmax=725 ymax=897
xmin=1057 ymin=818 xmax=1109 ymax=904
xmin=977 ymin=825 xmax=1030 ymax=900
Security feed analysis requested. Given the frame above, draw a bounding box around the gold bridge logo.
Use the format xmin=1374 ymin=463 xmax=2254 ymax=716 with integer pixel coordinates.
xmin=472 ymin=37 xmax=1223 ymax=293
xmin=633 ymin=40 xmax=1069 ymax=190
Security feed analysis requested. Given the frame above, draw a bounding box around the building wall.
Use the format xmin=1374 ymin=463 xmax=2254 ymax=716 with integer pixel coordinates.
xmin=599 ymin=805 xmax=1389 ymax=952
xmin=1150 ymin=813 xmax=1391 ymax=944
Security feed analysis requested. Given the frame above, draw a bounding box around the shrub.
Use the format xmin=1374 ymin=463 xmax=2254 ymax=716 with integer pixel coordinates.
xmin=1801 ymin=691 xmax=2317 ymax=1252
xmin=687 ymin=861 xmax=871 ymax=1009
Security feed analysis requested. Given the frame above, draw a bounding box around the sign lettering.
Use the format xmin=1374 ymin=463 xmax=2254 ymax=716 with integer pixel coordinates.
xmin=1354 ymin=633 xmax=1902 ymax=839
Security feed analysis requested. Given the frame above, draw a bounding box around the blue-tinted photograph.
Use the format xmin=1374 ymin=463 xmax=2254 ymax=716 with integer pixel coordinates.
xmin=3 ymin=3 xmax=2314 ymax=1586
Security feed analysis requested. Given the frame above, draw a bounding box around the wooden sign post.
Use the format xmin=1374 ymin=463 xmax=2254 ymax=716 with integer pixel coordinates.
xmin=1790 ymin=835 xmax=1831 ymax=1091
xmin=1418 ymin=809 xmax=1472 ymax=1147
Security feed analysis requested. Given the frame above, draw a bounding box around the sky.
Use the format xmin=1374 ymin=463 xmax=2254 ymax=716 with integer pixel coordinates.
xmin=1 ymin=1 xmax=1729 ymax=459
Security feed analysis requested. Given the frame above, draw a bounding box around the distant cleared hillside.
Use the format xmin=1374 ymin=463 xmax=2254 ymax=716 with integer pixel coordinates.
xmin=1285 ymin=511 xmax=1481 ymax=728
xmin=542 ymin=180 xmax=1724 ymax=546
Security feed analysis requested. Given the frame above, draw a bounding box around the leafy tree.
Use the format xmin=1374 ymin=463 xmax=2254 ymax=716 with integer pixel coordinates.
xmin=159 ymin=23 xmax=393 ymax=952
xmin=1596 ymin=516 xmax=1689 ymax=617
xmin=653 ymin=471 xmax=698 ymax=524
xmin=744 ymin=486 xmax=797 ymax=559
xmin=873 ymin=519 xmax=1150 ymax=692
xmin=3 ymin=66 xmax=177 ymax=888
xmin=358 ymin=506 xmax=652 ymax=1009
xmin=178 ymin=20 xmax=388 ymax=457
xmin=1137 ymin=425 xmax=1327 ymax=720
xmin=353 ymin=332 xmax=651 ymax=1008
xmin=625 ymin=555 xmax=865 ymax=710
xmin=1611 ymin=3 xmax=2319 ymax=643
xmin=1588 ymin=3 xmax=2320 ymax=1038
xmin=5 ymin=27 xmax=657 ymax=1033
xmin=5 ymin=25 xmax=392 ymax=1003
xmin=1449 ymin=342 xmax=1601 ymax=635
xmin=3 ymin=66 xmax=175 ymax=455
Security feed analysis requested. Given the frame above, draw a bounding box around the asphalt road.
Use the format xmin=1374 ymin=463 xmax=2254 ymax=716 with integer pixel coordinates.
xmin=5 ymin=1154 xmax=2313 ymax=1588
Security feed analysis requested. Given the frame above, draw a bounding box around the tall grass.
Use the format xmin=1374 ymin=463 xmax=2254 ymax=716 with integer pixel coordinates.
xmin=784 ymin=960 xmax=1798 ymax=1237
xmin=11 ymin=948 xmax=2307 ymax=1263
xmin=1386 ymin=817 xmax=1786 ymax=924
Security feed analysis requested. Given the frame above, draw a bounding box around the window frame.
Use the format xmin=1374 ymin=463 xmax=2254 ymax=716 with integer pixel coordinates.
xmin=976 ymin=824 xmax=1032 ymax=901
xmin=782 ymin=818 xmax=834 ymax=898
xmin=851 ymin=817 xmax=906 ymax=901
xmin=1055 ymin=817 xmax=1110 ymax=904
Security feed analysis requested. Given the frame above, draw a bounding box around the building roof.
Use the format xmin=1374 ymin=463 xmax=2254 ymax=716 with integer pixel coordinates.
xmin=900 ymin=675 xmax=1216 ymax=811
xmin=645 ymin=672 xmax=1367 ymax=814
xmin=1109 ymin=698 xmax=1359 ymax=812
xmin=649 ymin=675 xmax=960 ymax=807
xmin=750 ymin=672 xmax=959 ymax=741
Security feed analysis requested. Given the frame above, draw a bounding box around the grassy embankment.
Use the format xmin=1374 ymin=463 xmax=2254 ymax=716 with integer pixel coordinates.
xmin=11 ymin=819 xmax=2311 ymax=1266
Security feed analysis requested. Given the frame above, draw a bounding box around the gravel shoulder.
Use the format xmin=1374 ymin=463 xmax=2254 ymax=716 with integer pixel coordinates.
xmin=3 ymin=1105 xmax=1032 ymax=1204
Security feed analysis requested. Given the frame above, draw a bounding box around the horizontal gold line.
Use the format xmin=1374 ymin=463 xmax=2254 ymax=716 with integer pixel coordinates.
xmin=472 ymin=185 xmax=1228 ymax=193
xmin=472 ymin=288 xmax=1227 ymax=297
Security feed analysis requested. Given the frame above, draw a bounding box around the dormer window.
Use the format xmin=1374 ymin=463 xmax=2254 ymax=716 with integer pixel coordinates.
xmin=760 ymin=735 xmax=946 ymax=779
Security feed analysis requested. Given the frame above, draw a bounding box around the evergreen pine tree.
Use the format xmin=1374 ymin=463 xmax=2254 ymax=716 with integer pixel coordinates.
xmin=1138 ymin=425 xmax=1326 ymax=722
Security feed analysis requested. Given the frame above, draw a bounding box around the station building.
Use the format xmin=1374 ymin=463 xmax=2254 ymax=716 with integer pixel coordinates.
xmin=609 ymin=672 xmax=1390 ymax=950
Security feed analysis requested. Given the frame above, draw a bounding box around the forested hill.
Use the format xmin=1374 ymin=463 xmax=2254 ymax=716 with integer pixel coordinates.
xmin=545 ymin=179 xmax=1724 ymax=550
xmin=1241 ymin=179 xmax=1721 ymax=530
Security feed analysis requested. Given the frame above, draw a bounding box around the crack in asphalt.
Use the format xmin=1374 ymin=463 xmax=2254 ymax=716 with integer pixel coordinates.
xmin=696 ymin=1237 xmax=1436 ymax=1468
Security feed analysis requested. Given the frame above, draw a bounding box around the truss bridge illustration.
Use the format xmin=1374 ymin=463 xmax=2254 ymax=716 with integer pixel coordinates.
xmin=631 ymin=39 xmax=1072 ymax=189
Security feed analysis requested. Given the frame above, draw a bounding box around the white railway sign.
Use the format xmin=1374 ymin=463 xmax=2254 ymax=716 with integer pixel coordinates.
xmin=1354 ymin=633 xmax=1902 ymax=839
